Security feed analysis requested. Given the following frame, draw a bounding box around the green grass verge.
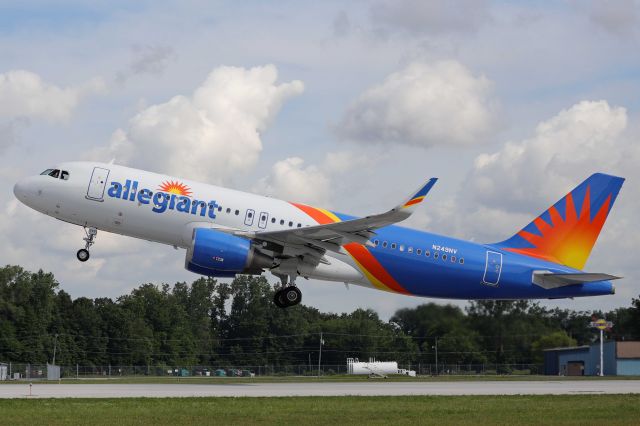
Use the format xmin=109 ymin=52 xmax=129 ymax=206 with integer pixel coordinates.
xmin=1 ymin=395 xmax=639 ymax=425
xmin=1 ymin=374 xmax=638 ymax=385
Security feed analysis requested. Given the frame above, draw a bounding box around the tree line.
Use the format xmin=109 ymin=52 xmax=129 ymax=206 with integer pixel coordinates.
xmin=1 ymin=265 xmax=639 ymax=370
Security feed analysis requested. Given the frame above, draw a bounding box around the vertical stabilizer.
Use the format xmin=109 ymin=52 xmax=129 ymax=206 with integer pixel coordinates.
xmin=494 ymin=173 xmax=624 ymax=270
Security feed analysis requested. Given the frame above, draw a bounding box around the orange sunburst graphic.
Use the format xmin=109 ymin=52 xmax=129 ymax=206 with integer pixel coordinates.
xmin=158 ymin=180 xmax=192 ymax=197
xmin=505 ymin=186 xmax=611 ymax=270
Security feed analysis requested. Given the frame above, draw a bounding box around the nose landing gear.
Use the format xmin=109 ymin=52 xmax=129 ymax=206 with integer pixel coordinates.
xmin=76 ymin=227 xmax=97 ymax=262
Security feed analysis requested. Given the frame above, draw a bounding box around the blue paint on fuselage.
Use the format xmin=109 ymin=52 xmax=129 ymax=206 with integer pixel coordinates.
xmin=334 ymin=210 xmax=613 ymax=299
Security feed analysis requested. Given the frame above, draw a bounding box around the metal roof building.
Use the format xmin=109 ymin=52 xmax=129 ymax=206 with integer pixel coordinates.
xmin=544 ymin=341 xmax=640 ymax=376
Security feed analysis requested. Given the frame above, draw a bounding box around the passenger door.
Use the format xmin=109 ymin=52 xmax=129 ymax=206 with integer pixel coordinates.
xmin=482 ymin=251 xmax=502 ymax=286
xmin=86 ymin=167 xmax=110 ymax=201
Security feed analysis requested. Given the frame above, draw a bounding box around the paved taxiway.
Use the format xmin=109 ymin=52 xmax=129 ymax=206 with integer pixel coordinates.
xmin=1 ymin=380 xmax=639 ymax=398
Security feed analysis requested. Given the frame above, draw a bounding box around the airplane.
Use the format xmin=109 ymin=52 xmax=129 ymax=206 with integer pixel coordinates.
xmin=13 ymin=162 xmax=624 ymax=308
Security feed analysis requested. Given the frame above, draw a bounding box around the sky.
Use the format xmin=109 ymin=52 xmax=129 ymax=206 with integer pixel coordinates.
xmin=1 ymin=0 xmax=639 ymax=319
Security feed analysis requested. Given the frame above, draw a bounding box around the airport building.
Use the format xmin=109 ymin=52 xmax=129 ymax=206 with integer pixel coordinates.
xmin=544 ymin=341 xmax=640 ymax=376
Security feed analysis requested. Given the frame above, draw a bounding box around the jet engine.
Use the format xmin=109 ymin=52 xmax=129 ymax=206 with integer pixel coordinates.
xmin=185 ymin=228 xmax=273 ymax=277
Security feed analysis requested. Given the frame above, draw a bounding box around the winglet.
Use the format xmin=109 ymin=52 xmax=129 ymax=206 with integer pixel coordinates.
xmin=396 ymin=178 xmax=438 ymax=212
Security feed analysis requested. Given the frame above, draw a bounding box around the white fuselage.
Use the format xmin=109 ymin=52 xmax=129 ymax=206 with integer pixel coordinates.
xmin=13 ymin=161 xmax=372 ymax=288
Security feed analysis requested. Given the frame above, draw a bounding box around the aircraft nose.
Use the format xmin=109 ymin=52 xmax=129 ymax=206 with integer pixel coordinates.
xmin=13 ymin=177 xmax=34 ymax=202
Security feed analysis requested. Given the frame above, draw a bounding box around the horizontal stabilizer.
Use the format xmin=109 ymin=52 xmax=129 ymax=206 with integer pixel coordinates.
xmin=532 ymin=271 xmax=621 ymax=290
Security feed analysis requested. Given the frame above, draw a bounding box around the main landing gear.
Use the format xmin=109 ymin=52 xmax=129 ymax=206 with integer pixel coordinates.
xmin=273 ymin=274 xmax=302 ymax=308
xmin=76 ymin=227 xmax=97 ymax=262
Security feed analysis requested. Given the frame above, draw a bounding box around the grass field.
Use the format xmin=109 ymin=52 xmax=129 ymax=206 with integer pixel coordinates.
xmin=0 ymin=395 xmax=639 ymax=425
xmin=1 ymin=374 xmax=638 ymax=385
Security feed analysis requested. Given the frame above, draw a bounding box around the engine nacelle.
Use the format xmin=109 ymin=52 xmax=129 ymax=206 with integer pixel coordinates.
xmin=185 ymin=228 xmax=272 ymax=277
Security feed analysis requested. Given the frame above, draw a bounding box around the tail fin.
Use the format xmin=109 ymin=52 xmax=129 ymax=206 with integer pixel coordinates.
xmin=494 ymin=173 xmax=624 ymax=270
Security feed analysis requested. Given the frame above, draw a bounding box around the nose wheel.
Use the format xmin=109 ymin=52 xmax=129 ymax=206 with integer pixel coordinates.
xmin=77 ymin=227 xmax=98 ymax=262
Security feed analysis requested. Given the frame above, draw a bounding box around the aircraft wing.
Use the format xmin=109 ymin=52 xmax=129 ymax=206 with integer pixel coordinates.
xmin=236 ymin=178 xmax=437 ymax=259
xmin=532 ymin=271 xmax=622 ymax=290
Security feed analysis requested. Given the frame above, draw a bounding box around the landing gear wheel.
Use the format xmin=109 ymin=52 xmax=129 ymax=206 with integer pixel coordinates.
xmin=273 ymin=286 xmax=302 ymax=308
xmin=77 ymin=227 xmax=98 ymax=262
xmin=274 ymin=290 xmax=287 ymax=308
xmin=283 ymin=286 xmax=302 ymax=307
xmin=76 ymin=249 xmax=90 ymax=262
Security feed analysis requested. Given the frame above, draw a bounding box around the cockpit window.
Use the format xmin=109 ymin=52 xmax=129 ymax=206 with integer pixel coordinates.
xmin=48 ymin=169 xmax=60 ymax=179
xmin=61 ymin=170 xmax=69 ymax=180
xmin=40 ymin=169 xmax=54 ymax=176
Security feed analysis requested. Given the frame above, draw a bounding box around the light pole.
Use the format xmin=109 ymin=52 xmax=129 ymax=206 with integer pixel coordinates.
xmin=318 ymin=332 xmax=324 ymax=377
xmin=433 ymin=337 xmax=438 ymax=376
xmin=52 ymin=334 xmax=58 ymax=366
xmin=589 ymin=319 xmax=613 ymax=376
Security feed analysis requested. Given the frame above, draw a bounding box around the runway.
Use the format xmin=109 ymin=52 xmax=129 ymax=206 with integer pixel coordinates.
xmin=1 ymin=380 xmax=640 ymax=398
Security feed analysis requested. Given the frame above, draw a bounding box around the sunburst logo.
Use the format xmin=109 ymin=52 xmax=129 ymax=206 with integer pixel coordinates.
xmin=158 ymin=180 xmax=192 ymax=197
xmin=505 ymin=186 xmax=611 ymax=270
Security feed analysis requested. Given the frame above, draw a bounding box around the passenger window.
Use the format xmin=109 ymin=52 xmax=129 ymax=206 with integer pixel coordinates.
xmin=382 ymin=241 xmax=388 ymax=248
xmin=60 ymin=171 xmax=69 ymax=180
xmin=271 ymin=217 xmax=276 ymax=223
xmin=280 ymin=219 xmax=285 ymax=225
xmin=460 ymin=258 xmax=464 ymax=264
xmin=248 ymin=212 xmax=253 ymax=218
xmin=416 ymin=249 xmax=422 ymax=255
xmin=288 ymin=221 xmax=293 ymax=227
xmin=442 ymin=254 xmax=447 ymax=261
xmin=218 ymin=206 xmax=222 ymax=212
xmin=434 ymin=252 xmax=439 ymax=259
xmin=391 ymin=243 xmax=397 ymax=250
xmin=425 ymin=250 xmax=430 ymax=257
xmin=48 ymin=169 xmax=60 ymax=178
xmin=408 ymin=247 xmax=413 ymax=253
xmin=374 ymin=240 xmax=379 ymax=247
xmin=235 ymin=210 xmax=239 ymax=215
xmin=451 ymin=256 xmax=456 ymax=263
xmin=297 ymin=223 xmax=302 ymax=228
xmin=226 ymin=208 xmax=231 ymax=213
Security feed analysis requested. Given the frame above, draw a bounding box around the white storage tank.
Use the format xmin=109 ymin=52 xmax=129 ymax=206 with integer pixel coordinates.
xmin=347 ymin=358 xmax=399 ymax=376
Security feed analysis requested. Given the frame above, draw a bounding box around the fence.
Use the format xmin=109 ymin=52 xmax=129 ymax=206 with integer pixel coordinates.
xmin=0 ymin=362 xmax=542 ymax=380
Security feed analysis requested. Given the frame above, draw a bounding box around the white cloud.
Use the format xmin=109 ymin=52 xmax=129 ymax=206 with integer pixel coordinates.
xmin=254 ymin=157 xmax=331 ymax=206
xmin=466 ymin=100 xmax=628 ymax=214
xmin=101 ymin=65 xmax=304 ymax=184
xmin=336 ymin=60 xmax=499 ymax=147
xmin=0 ymin=70 xmax=105 ymax=122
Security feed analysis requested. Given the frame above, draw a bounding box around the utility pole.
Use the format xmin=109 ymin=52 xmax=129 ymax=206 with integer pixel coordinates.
xmin=52 ymin=334 xmax=58 ymax=366
xmin=318 ymin=332 xmax=324 ymax=377
xmin=433 ymin=337 xmax=438 ymax=376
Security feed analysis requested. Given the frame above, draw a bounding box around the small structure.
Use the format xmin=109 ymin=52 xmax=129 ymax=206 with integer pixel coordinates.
xmin=0 ymin=363 xmax=7 ymax=381
xmin=347 ymin=358 xmax=415 ymax=377
xmin=47 ymin=364 xmax=61 ymax=381
xmin=544 ymin=341 xmax=640 ymax=376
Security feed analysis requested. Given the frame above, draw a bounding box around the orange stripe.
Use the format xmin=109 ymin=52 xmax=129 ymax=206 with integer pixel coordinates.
xmin=403 ymin=197 xmax=423 ymax=207
xmin=290 ymin=202 xmax=335 ymax=225
xmin=344 ymin=243 xmax=410 ymax=294
xmin=289 ymin=202 xmax=409 ymax=294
